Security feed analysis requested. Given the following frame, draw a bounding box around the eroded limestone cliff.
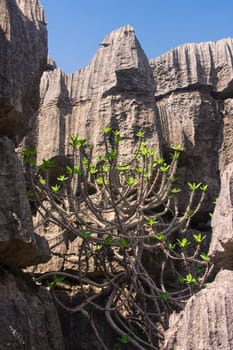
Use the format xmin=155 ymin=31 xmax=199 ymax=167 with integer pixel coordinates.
xmin=1 ymin=0 xmax=233 ymax=349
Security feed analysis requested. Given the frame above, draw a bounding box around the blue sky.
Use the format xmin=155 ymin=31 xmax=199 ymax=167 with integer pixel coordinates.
xmin=40 ymin=0 xmax=233 ymax=73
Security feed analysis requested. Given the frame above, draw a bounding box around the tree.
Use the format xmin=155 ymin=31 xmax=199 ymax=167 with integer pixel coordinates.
xmin=22 ymin=128 xmax=212 ymax=349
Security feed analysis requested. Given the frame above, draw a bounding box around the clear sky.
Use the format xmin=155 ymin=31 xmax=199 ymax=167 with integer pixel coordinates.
xmin=40 ymin=0 xmax=233 ymax=74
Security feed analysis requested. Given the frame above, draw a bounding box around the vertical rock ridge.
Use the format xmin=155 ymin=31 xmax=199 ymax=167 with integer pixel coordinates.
xmin=35 ymin=25 xmax=159 ymax=165
xmin=164 ymin=270 xmax=233 ymax=350
xmin=150 ymin=38 xmax=233 ymax=97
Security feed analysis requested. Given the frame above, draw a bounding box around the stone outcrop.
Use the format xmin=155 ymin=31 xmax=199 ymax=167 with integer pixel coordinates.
xmin=209 ymin=162 xmax=233 ymax=268
xmin=0 ymin=1 xmax=64 ymax=349
xmin=0 ymin=0 xmax=47 ymax=142
xmin=150 ymin=39 xmax=233 ymax=99
xmin=35 ymin=25 xmax=159 ymax=165
xmin=1 ymin=0 xmax=233 ymax=348
xmin=150 ymin=39 xmax=233 ymax=216
xmin=0 ymin=137 xmax=50 ymax=267
xmin=163 ymin=269 xmax=233 ymax=350
xmin=0 ymin=269 xmax=64 ymax=350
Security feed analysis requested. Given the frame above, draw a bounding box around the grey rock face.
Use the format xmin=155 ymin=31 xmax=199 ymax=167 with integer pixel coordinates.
xmin=209 ymin=162 xmax=233 ymax=268
xmin=0 ymin=270 xmax=64 ymax=350
xmin=151 ymin=39 xmax=233 ymax=99
xmin=150 ymin=39 xmax=233 ymax=215
xmin=163 ymin=270 xmax=233 ymax=350
xmin=0 ymin=0 xmax=47 ymax=142
xmin=0 ymin=137 xmax=50 ymax=267
xmin=36 ymin=25 xmax=159 ymax=164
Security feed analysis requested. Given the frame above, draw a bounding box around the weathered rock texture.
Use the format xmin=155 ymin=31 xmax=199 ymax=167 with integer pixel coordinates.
xmin=0 ymin=1 xmax=64 ymax=349
xmin=164 ymin=269 xmax=233 ymax=350
xmin=0 ymin=0 xmax=47 ymax=141
xmin=0 ymin=0 xmax=50 ymax=268
xmin=209 ymin=162 xmax=233 ymax=268
xmin=0 ymin=137 xmax=50 ymax=267
xmin=151 ymin=39 xmax=233 ymax=215
xmin=0 ymin=269 xmax=64 ymax=350
xmin=36 ymin=25 xmax=159 ymax=164
xmin=151 ymin=39 xmax=233 ymax=98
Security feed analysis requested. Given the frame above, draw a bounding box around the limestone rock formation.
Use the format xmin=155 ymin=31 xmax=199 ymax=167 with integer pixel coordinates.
xmin=36 ymin=25 xmax=159 ymax=165
xmin=209 ymin=162 xmax=233 ymax=268
xmin=0 ymin=2 xmax=62 ymax=347
xmin=31 ymin=25 xmax=161 ymax=273
xmin=0 ymin=0 xmax=47 ymax=141
xmin=150 ymin=39 xmax=233 ymax=216
xmin=0 ymin=269 xmax=64 ymax=350
xmin=0 ymin=137 xmax=50 ymax=267
xmin=163 ymin=269 xmax=233 ymax=350
xmin=150 ymin=39 xmax=233 ymax=98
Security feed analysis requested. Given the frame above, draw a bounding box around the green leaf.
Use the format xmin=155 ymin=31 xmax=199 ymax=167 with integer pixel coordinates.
xmin=77 ymin=139 xmax=86 ymax=147
xmin=167 ymin=242 xmax=176 ymax=250
xmin=200 ymin=184 xmax=208 ymax=191
xmin=147 ymin=149 xmax=155 ymax=157
xmin=168 ymin=176 xmax=178 ymax=183
xmin=51 ymin=184 xmax=60 ymax=192
xmin=118 ymin=239 xmax=129 ymax=248
xmin=171 ymin=187 xmax=181 ymax=194
xmin=70 ymin=135 xmax=79 ymax=147
xmin=97 ymin=155 xmax=105 ymax=162
xmin=66 ymin=165 xmax=73 ymax=174
xmin=136 ymin=130 xmax=145 ymax=138
xmin=170 ymin=151 xmax=180 ymax=160
xmin=73 ymin=165 xmax=83 ymax=174
xmin=57 ymin=174 xmax=68 ymax=182
xmin=113 ymin=130 xmax=123 ymax=143
xmin=105 ymin=235 xmax=115 ymax=245
xmin=200 ymin=253 xmax=210 ymax=262
xmin=144 ymin=172 xmax=151 ymax=178
xmin=80 ymin=231 xmax=92 ymax=240
xmin=39 ymin=177 xmax=46 ymax=185
xmin=102 ymin=165 xmax=109 ymax=173
xmin=171 ymin=144 xmax=183 ymax=151
xmin=21 ymin=146 xmax=36 ymax=158
xmin=96 ymin=176 xmax=104 ymax=186
xmin=159 ymin=292 xmax=171 ymax=302
xmin=155 ymin=157 xmax=164 ymax=165
xmin=126 ymin=177 xmax=137 ymax=186
xmin=135 ymin=166 xmax=142 ymax=174
xmin=107 ymin=150 xmax=117 ymax=162
xmin=119 ymin=334 xmax=129 ymax=344
xmin=82 ymin=157 xmax=89 ymax=165
xmin=115 ymin=164 xmax=130 ymax=171
xmin=193 ymin=232 xmax=206 ymax=244
xmin=160 ymin=165 xmax=170 ymax=173
xmin=184 ymin=273 xmax=196 ymax=284
xmin=147 ymin=217 xmax=158 ymax=226
xmin=209 ymin=212 xmax=213 ymax=219
xmin=39 ymin=159 xmax=56 ymax=170
xmin=103 ymin=126 xmax=112 ymax=134
xmin=188 ymin=182 xmax=202 ymax=191
xmin=52 ymin=275 xmax=65 ymax=285
xmin=177 ymin=237 xmax=190 ymax=248
xmin=89 ymin=164 xmax=98 ymax=174
xmin=153 ymin=233 xmax=165 ymax=241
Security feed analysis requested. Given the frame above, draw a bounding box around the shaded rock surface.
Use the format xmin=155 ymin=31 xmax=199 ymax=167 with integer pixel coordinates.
xmin=164 ymin=269 xmax=233 ymax=350
xmin=0 ymin=0 xmax=47 ymax=142
xmin=0 ymin=137 xmax=50 ymax=267
xmin=209 ymin=162 xmax=233 ymax=268
xmin=0 ymin=0 xmax=49 ymax=268
xmin=0 ymin=2 xmax=63 ymax=349
xmin=0 ymin=269 xmax=64 ymax=350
